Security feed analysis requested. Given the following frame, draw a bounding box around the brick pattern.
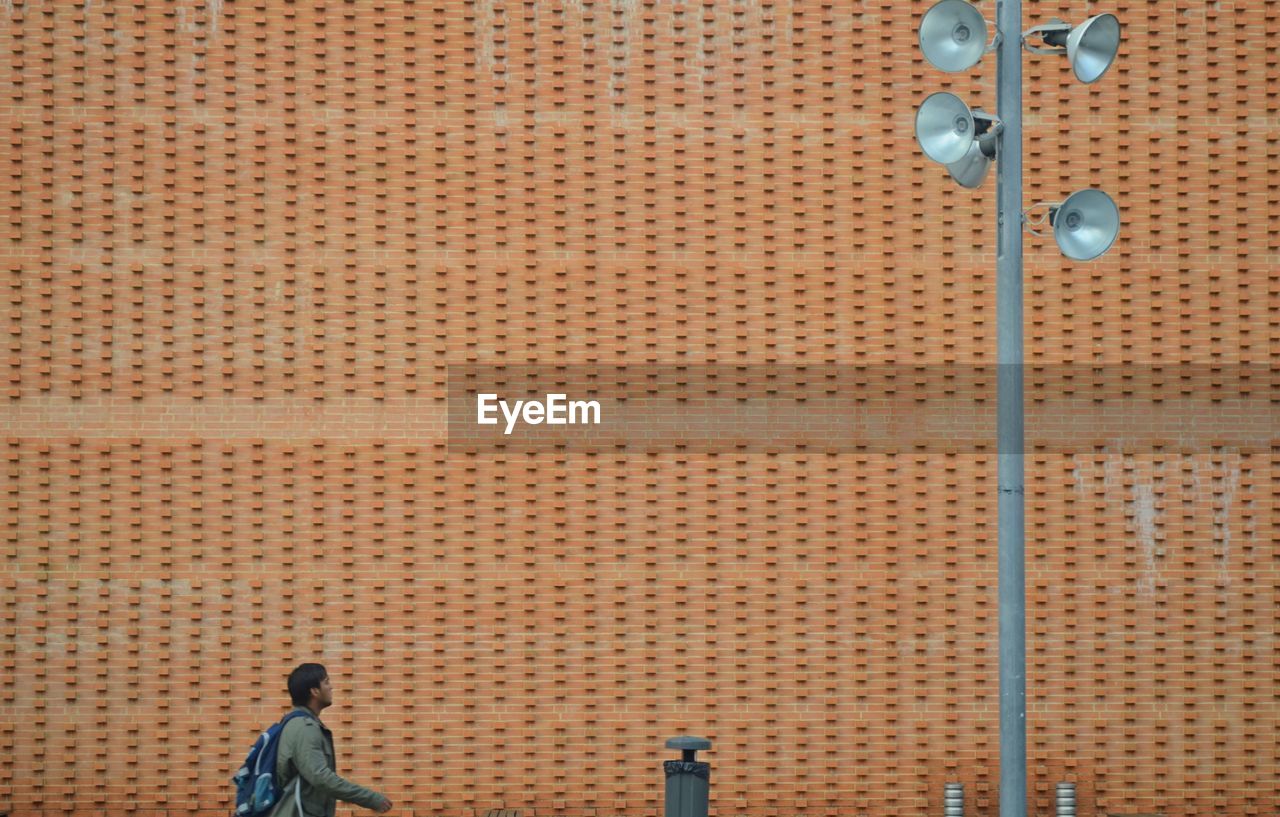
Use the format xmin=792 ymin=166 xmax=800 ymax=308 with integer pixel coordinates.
xmin=1 ymin=2 xmax=1276 ymax=817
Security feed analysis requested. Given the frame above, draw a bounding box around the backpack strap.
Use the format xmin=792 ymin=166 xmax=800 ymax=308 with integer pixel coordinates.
xmin=279 ymin=711 xmax=312 ymax=817
xmin=293 ymin=772 xmax=306 ymax=817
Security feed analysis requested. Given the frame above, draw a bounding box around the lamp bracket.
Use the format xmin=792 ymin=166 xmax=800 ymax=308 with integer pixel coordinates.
xmin=977 ymin=130 xmax=999 ymax=159
xmin=1021 ymin=201 xmax=1060 ymax=237
xmin=970 ymin=109 xmax=1000 ymax=134
xmin=968 ymin=112 xmax=1003 ymax=159
xmin=1022 ymin=20 xmax=1071 ymax=54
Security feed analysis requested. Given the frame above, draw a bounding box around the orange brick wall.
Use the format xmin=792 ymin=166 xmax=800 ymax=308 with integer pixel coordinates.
xmin=1 ymin=2 xmax=1276 ymax=817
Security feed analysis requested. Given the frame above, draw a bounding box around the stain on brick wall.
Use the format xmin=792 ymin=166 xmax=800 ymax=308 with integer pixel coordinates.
xmin=0 ymin=2 xmax=1276 ymax=817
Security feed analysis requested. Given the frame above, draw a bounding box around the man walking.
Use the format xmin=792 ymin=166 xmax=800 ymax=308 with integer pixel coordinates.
xmin=269 ymin=663 xmax=393 ymax=817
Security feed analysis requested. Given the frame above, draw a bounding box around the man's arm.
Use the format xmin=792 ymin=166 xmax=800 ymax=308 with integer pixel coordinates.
xmin=292 ymin=720 xmax=388 ymax=812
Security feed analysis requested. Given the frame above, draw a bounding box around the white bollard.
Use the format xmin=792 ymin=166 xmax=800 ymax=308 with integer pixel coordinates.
xmin=1056 ymin=782 xmax=1076 ymax=817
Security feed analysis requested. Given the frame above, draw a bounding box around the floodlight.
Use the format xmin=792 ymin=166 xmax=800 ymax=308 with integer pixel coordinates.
xmin=947 ymin=138 xmax=995 ymax=188
xmin=916 ymin=92 xmax=999 ymax=167
xmin=1066 ymin=15 xmax=1121 ymax=83
xmin=1049 ymin=189 xmax=1119 ymax=260
xmin=920 ymin=0 xmax=991 ymax=72
xmin=1024 ymin=14 xmax=1121 ymax=84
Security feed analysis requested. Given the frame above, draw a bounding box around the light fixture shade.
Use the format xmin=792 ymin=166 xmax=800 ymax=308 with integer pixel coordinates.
xmin=947 ymin=141 xmax=992 ymax=188
xmin=916 ymin=92 xmax=976 ymax=165
xmin=1066 ymin=13 xmax=1120 ymax=83
xmin=1052 ymin=189 xmax=1119 ymax=260
xmin=920 ymin=0 xmax=989 ymax=72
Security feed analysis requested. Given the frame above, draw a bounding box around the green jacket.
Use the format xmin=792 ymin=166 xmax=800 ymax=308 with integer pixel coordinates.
xmin=268 ymin=707 xmax=385 ymax=817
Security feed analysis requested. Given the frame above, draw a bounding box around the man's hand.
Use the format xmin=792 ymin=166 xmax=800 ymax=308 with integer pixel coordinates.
xmin=372 ymin=796 xmax=393 ymax=814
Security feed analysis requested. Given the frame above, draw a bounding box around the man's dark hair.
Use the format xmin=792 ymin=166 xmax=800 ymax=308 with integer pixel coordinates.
xmin=288 ymin=663 xmax=328 ymax=706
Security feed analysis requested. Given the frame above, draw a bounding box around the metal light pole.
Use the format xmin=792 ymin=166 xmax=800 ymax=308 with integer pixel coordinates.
xmin=994 ymin=2 xmax=1027 ymax=815
xmin=915 ymin=3 xmax=1122 ymax=815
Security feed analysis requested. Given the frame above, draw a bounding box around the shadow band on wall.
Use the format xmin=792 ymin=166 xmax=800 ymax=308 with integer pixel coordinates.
xmin=447 ymin=365 xmax=1280 ymax=453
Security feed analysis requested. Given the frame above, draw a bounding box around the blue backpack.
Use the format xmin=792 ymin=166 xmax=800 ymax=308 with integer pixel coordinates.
xmin=233 ymin=710 xmax=310 ymax=817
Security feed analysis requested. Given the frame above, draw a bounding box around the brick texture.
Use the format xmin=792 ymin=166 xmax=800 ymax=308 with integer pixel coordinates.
xmin=1 ymin=2 xmax=1276 ymax=817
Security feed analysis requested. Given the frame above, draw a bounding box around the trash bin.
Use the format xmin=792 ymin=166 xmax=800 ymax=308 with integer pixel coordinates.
xmin=664 ymin=737 xmax=712 ymax=817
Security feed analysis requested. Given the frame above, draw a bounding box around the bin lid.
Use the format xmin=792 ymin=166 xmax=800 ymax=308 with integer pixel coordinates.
xmin=666 ymin=736 xmax=712 ymax=751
